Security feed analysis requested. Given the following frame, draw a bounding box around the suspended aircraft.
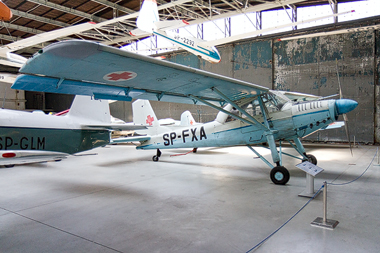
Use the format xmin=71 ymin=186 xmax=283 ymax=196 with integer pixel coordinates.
xmin=0 ymin=95 xmax=144 ymax=167
xmin=11 ymin=40 xmax=358 ymax=184
xmin=0 ymin=0 xmax=192 ymax=68
xmin=0 ymin=0 xmax=12 ymax=21
xmin=129 ymin=0 xmax=353 ymax=63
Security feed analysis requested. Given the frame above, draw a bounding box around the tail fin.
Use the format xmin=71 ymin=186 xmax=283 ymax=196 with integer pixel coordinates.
xmin=136 ymin=0 xmax=159 ymax=33
xmin=180 ymin=111 xmax=196 ymax=126
xmin=67 ymin=95 xmax=111 ymax=123
xmin=132 ymin=99 xmax=159 ymax=127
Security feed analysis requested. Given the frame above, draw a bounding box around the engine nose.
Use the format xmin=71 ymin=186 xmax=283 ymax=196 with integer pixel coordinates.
xmin=335 ymin=99 xmax=358 ymax=115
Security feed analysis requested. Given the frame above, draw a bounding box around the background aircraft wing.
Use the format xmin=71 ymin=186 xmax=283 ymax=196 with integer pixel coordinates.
xmin=281 ymin=91 xmax=322 ymax=102
xmin=13 ymin=40 xmax=269 ymax=105
xmin=111 ymin=135 xmax=151 ymax=143
xmin=0 ymin=151 xmax=68 ymax=166
xmin=0 ymin=22 xmax=96 ymax=54
xmin=82 ymin=124 xmax=147 ymax=131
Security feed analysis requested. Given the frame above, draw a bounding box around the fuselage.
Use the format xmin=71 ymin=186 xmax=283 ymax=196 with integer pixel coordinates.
xmin=136 ymin=99 xmax=340 ymax=150
xmin=0 ymin=109 xmax=110 ymax=154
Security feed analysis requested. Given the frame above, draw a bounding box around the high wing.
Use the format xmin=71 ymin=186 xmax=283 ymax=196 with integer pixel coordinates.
xmin=13 ymin=40 xmax=269 ymax=105
xmin=0 ymin=150 xmax=68 ymax=166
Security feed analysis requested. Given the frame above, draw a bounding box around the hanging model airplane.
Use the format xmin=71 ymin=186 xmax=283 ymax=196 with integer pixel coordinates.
xmin=0 ymin=95 xmax=144 ymax=167
xmin=129 ymin=0 xmax=221 ymax=63
xmin=11 ymin=40 xmax=358 ymax=184
xmin=129 ymin=0 xmax=353 ymax=63
xmin=0 ymin=0 xmax=192 ymax=68
xmin=0 ymin=0 xmax=12 ymax=21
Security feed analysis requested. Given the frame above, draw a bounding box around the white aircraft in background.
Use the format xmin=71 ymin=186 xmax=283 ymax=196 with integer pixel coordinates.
xmin=129 ymin=0 xmax=221 ymax=63
xmin=130 ymin=0 xmax=353 ymax=63
xmin=0 ymin=22 xmax=98 ymax=68
xmin=0 ymin=95 xmax=144 ymax=167
xmin=0 ymin=0 xmax=192 ymax=68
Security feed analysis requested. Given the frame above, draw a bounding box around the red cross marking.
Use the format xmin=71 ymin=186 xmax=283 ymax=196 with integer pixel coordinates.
xmin=103 ymin=71 xmax=137 ymax=82
xmin=146 ymin=115 xmax=155 ymax=126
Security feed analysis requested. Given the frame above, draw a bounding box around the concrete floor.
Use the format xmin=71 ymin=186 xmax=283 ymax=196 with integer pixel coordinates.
xmin=0 ymin=143 xmax=379 ymax=253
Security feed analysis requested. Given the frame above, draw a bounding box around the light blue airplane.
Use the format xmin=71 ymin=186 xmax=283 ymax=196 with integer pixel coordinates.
xmin=12 ymin=40 xmax=357 ymax=184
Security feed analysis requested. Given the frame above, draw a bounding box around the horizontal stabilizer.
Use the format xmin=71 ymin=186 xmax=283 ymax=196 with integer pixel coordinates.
xmin=111 ymin=135 xmax=151 ymax=143
xmin=82 ymin=124 xmax=147 ymax=131
xmin=129 ymin=28 xmax=150 ymax=37
xmin=0 ymin=150 xmax=68 ymax=166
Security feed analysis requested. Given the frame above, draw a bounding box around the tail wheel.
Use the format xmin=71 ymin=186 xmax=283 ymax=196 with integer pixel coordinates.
xmin=303 ymin=154 xmax=317 ymax=165
xmin=270 ymin=166 xmax=290 ymax=185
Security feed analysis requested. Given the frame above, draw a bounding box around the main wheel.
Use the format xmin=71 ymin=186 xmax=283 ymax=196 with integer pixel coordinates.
xmin=152 ymin=155 xmax=159 ymax=162
xmin=303 ymin=154 xmax=317 ymax=165
xmin=4 ymin=164 xmax=15 ymax=168
xmin=270 ymin=166 xmax=290 ymax=185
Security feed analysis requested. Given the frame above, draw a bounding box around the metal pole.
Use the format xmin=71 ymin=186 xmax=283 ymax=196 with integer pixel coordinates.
xmin=323 ymin=181 xmax=327 ymax=223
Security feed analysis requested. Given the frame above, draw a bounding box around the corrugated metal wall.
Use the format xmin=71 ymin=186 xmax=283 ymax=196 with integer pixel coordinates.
xmin=163 ymin=30 xmax=379 ymax=144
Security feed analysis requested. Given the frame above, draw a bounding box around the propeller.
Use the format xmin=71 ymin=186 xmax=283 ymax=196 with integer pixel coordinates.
xmin=335 ymin=59 xmax=356 ymax=155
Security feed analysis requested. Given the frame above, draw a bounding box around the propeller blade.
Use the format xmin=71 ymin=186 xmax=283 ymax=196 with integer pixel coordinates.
xmin=336 ymin=59 xmax=343 ymax=99
xmin=343 ymin=113 xmax=353 ymax=156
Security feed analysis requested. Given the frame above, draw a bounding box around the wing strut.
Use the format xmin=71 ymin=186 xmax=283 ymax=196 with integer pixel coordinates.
xmin=188 ymin=94 xmax=266 ymax=130
xmin=211 ymin=87 xmax=267 ymax=129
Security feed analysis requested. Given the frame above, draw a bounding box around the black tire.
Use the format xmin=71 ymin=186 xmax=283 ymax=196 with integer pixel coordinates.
xmin=152 ymin=155 xmax=159 ymax=162
xmin=270 ymin=166 xmax=290 ymax=185
xmin=4 ymin=164 xmax=15 ymax=168
xmin=303 ymin=154 xmax=317 ymax=165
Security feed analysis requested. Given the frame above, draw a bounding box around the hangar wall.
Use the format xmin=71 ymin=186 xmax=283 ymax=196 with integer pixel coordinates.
xmin=158 ymin=30 xmax=379 ymax=144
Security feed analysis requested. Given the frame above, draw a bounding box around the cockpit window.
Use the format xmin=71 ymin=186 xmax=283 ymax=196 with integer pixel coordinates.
xmin=233 ymin=91 xmax=291 ymax=119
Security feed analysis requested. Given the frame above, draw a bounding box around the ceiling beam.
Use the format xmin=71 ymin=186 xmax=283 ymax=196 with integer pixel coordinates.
xmin=26 ymin=0 xmax=108 ymax=22
xmin=90 ymin=0 xmax=135 ymax=15
xmin=10 ymin=9 xmax=70 ymax=28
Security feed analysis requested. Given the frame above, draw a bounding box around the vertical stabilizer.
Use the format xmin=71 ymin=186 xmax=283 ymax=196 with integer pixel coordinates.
xmin=136 ymin=0 xmax=159 ymax=33
xmin=180 ymin=111 xmax=196 ymax=126
xmin=132 ymin=100 xmax=159 ymax=127
xmin=67 ymin=95 xmax=111 ymax=123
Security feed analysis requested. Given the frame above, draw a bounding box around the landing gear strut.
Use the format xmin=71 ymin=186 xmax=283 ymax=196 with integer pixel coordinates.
xmin=152 ymin=149 xmax=161 ymax=162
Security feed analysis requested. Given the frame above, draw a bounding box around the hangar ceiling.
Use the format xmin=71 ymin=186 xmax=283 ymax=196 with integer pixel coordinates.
xmin=0 ymin=0 xmax=362 ymax=63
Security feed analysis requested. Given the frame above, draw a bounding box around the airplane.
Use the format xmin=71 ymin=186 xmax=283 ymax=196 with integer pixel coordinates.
xmin=129 ymin=0 xmax=221 ymax=63
xmin=0 ymin=0 xmax=192 ymax=68
xmin=0 ymin=95 xmax=144 ymax=167
xmin=0 ymin=0 xmax=12 ymax=21
xmin=129 ymin=0 xmax=353 ymax=63
xmin=11 ymin=39 xmax=358 ymax=185
xmin=0 ymin=22 xmax=98 ymax=68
